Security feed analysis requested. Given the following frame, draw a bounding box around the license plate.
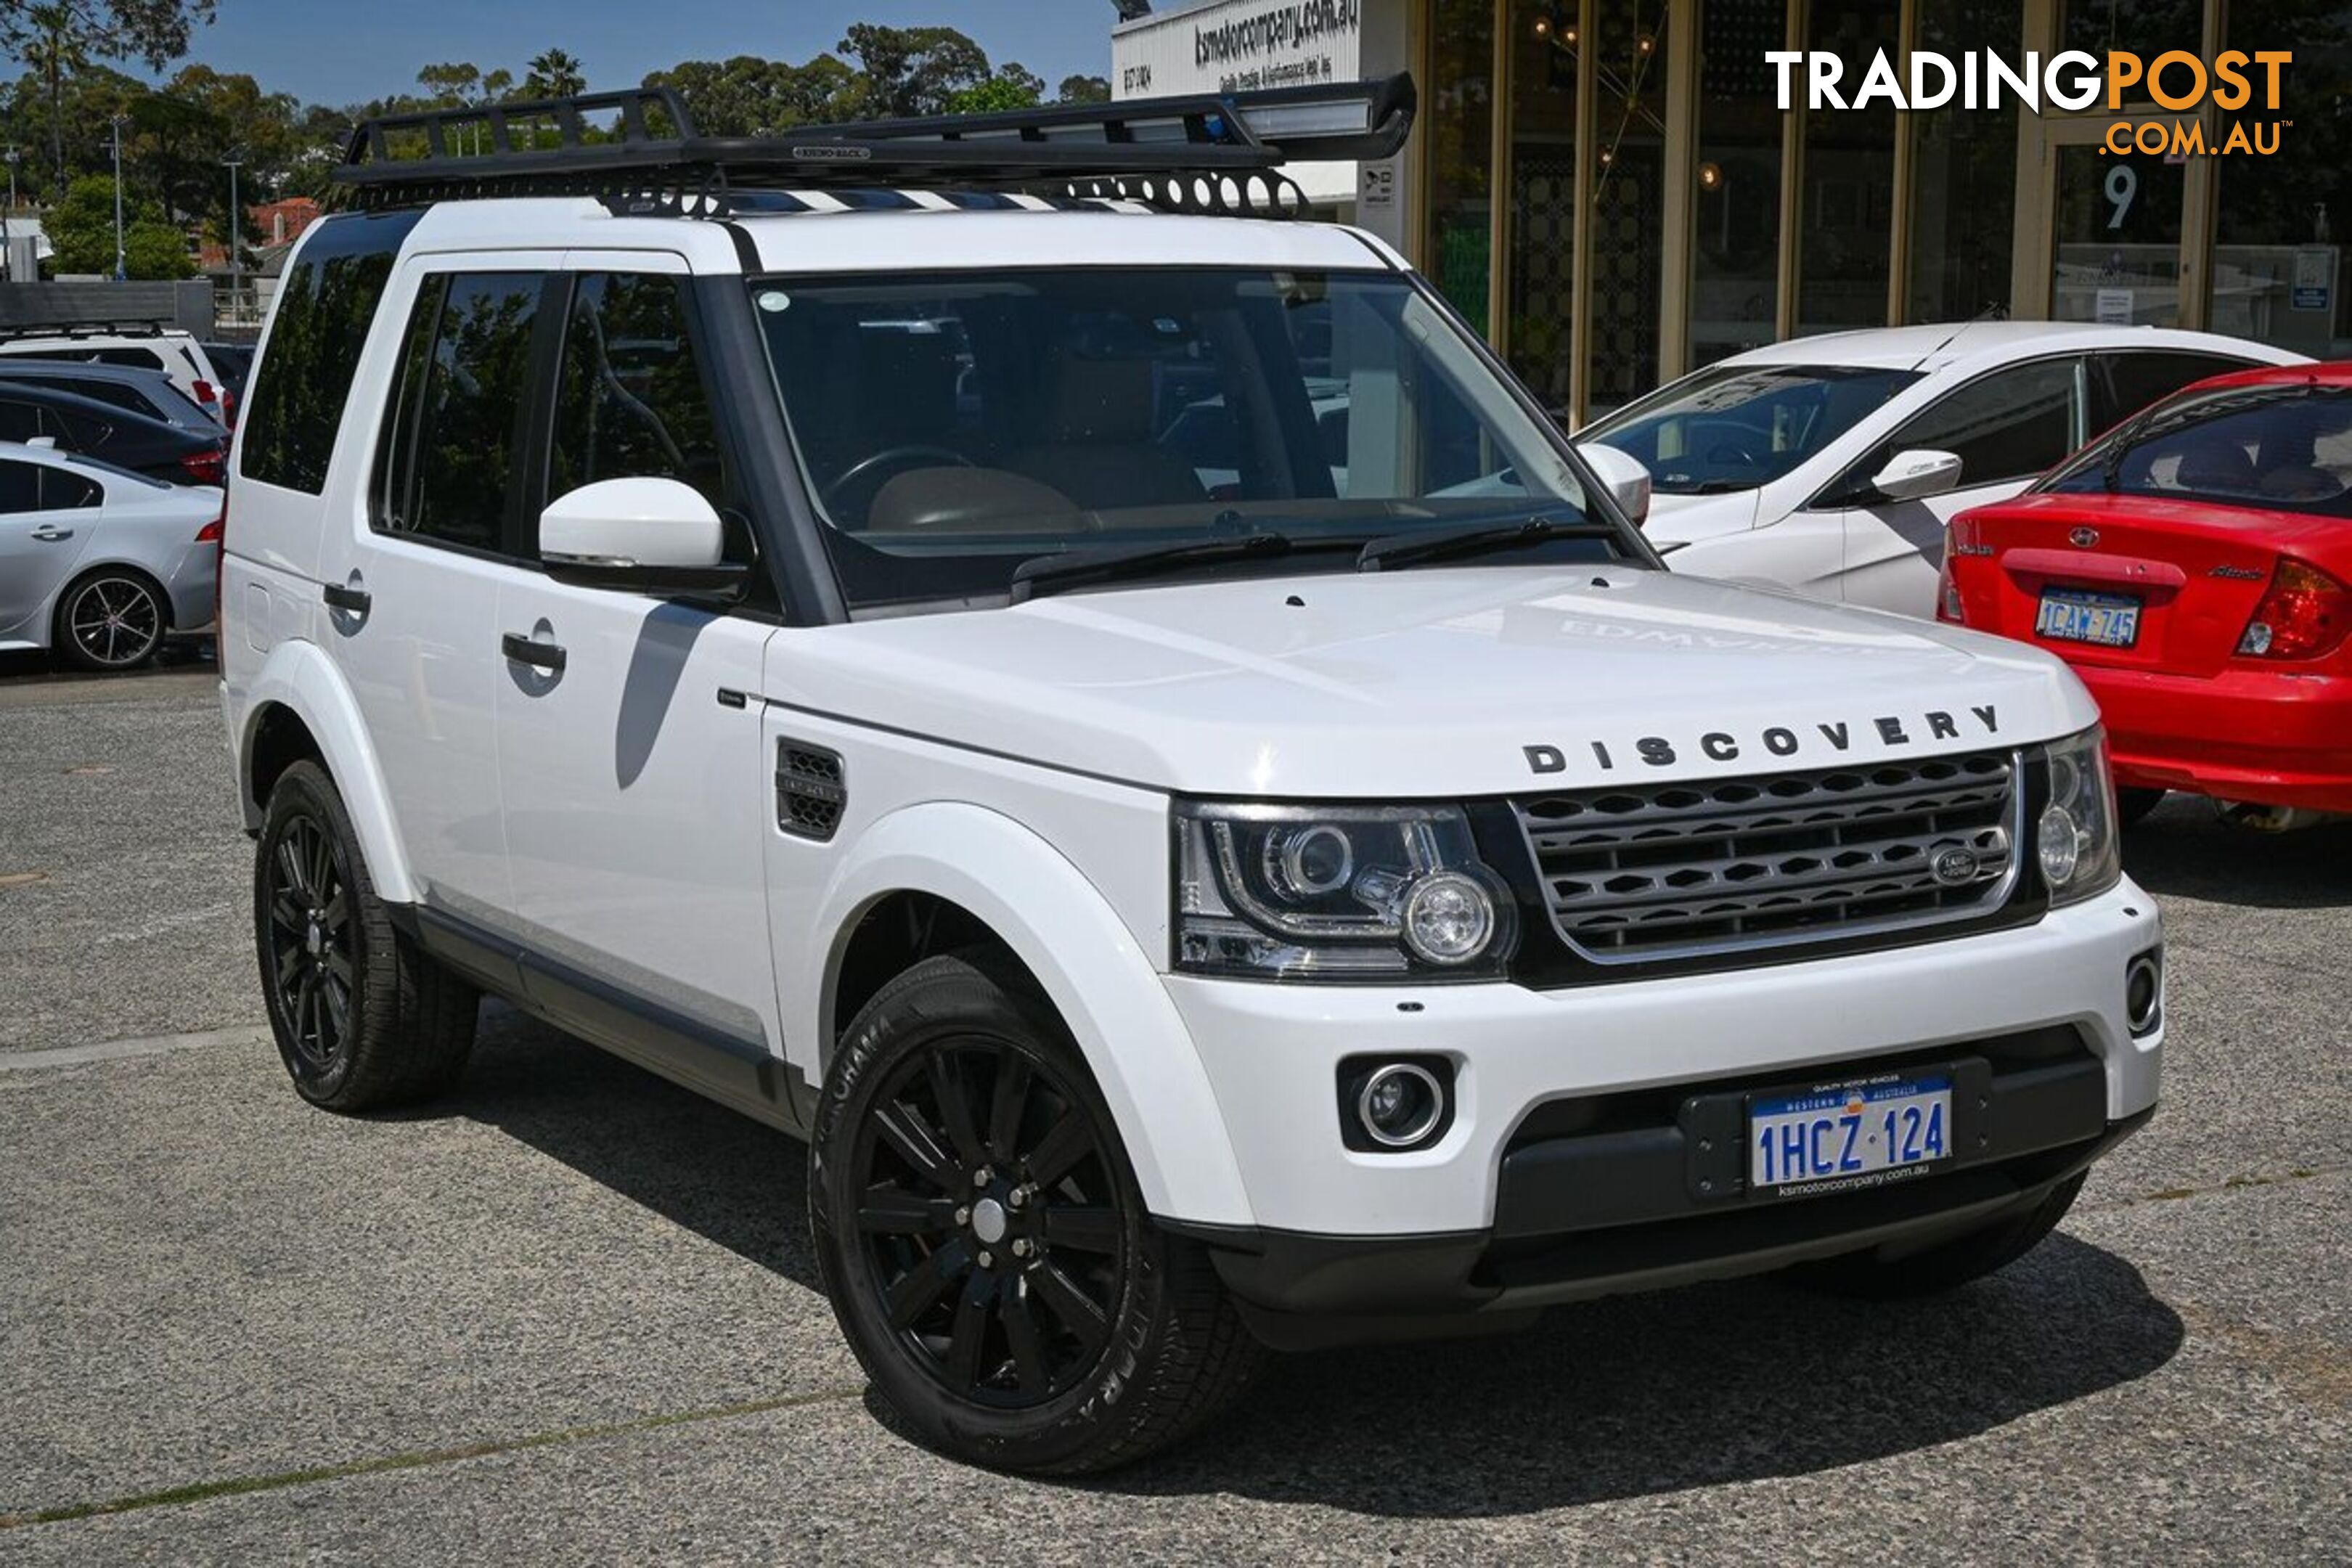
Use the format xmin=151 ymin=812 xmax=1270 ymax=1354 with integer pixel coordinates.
xmin=1750 ymin=1074 xmax=1953 ymax=1193
xmin=2035 ymin=588 xmax=2141 ymax=648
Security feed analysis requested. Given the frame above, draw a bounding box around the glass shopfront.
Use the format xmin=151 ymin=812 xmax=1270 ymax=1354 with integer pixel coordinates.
xmin=1401 ymin=0 xmax=2346 ymax=425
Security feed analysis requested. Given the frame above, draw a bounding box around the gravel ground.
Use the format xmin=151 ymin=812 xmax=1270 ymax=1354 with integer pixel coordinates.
xmin=0 ymin=668 xmax=2345 ymax=1565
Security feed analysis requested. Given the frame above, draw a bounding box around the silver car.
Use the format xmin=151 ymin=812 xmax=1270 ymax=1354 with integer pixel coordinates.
xmin=0 ymin=440 xmax=221 ymax=671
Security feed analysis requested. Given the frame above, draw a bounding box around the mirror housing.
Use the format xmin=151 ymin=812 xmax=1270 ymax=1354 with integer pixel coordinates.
xmin=1869 ymin=449 xmax=1964 ymax=502
xmin=539 ymin=478 xmax=748 ymax=596
xmin=1579 ymin=442 xmax=1653 ymax=526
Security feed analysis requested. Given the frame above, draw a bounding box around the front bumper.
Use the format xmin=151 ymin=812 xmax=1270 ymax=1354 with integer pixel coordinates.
xmin=2083 ymin=661 xmax=2352 ymax=812
xmin=1156 ymin=881 xmax=2162 ymax=1329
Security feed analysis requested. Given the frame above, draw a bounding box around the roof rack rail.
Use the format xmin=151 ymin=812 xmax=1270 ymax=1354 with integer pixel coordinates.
xmin=333 ymin=74 xmax=1416 ymax=219
xmin=0 ymin=320 xmax=180 ymax=341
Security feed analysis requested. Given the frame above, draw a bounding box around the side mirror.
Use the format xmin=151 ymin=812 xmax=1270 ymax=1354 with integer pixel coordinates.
xmin=539 ymin=478 xmax=748 ymax=596
xmin=1869 ymin=449 xmax=1964 ymax=502
xmin=1579 ymin=442 xmax=1652 ymax=526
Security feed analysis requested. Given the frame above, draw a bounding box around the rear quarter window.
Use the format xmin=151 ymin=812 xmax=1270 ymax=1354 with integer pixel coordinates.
xmin=240 ymin=211 xmax=424 ymax=494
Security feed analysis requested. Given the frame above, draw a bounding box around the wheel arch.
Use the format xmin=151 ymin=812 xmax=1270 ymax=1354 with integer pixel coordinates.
xmin=798 ymin=801 xmax=1254 ymax=1229
xmin=234 ymin=638 xmax=417 ymax=905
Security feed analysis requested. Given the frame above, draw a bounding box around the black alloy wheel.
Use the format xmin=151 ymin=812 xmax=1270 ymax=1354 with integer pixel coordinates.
xmin=262 ymin=807 xmax=355 ymax=1076
xmin=853 ymin=1035 xmax=1127 ymax=1408
xmin=56 ymin=572 xmax=163 ymax=671
xmin=813 ymin=953 xmax=1262 ymax=1474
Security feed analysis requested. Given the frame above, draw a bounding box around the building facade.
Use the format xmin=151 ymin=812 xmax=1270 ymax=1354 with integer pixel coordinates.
xmin=1115 ymin=0 xmax=2351 ymax=423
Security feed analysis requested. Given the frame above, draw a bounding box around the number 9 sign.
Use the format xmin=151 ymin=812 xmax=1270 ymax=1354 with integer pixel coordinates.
xmin=2105 ymin=165 xmax=2139 ymax=232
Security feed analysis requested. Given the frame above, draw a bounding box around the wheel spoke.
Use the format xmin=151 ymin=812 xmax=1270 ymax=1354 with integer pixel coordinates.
xmin=1041 ymin=1205 xmax=1121 ymax=1255
xmin=277 ymin=837 xmax=309 ymax=901
xmin=1024 ymin=1106 xmax=1095 ymax=1191
xmin=1029 ymin=1260 xmax=1108 ymax=1353
xmin=857 ymin=1184 xmax=957 ymax=1236
xmin=942 ymin=1271 xmax=994 ymax=1392
xmin=886 ymin=1238 xmax=971 ymax=1331
xmin=295 ymin=973 xmax=319 ymax=1050
xmin=269 ymin=891 xmax=306 ymax=934
xmin=321 ymin=890 xmax=348 ymax=934
xmin=319 ymin=975 xmax=348 ymax=1051
xmin=273 ymin=940 xmax=304 ymax=992
xmin=987 ymin=1053 xmax=1032 ymax=1165
xmin=325 ymin=949 xmax=354 ymax=987
xmin=926 ymin=1051 xmax=987 ymax=1169
xmin=1000 ymin=1275 xmax=1050 ymax=1394
xmin=873 ymin=1099 xmax=958 ymax=1192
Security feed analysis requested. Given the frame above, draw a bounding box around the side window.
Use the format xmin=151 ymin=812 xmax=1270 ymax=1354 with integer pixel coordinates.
xmin=375 ymin=272 xmax=543 ymax=555
xmin=2096 ymin=352 xmax=2253 ymax=430
xmin=0 ymin=459 xmax=38 ymax=512
xmin=48 ymin=407 xmax=111 ymax=447
xmin=547 ymin=273 xmax=725 ymax=516
xmin=240 ymin=210 xmax=422 ymax=494
xmin=41 ymin=469 xmax=102 ymax=509
xmin=1836 ymin=359 xmax=2082 ymax=502
xmin=0 ymin=399 xmax=38 ymax=442
xmin=95 ymin=348 xmax=167 ymax=372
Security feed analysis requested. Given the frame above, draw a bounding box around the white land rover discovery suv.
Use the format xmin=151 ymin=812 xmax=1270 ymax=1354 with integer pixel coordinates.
xmin=218 ymin=80 xmax=2164 ymax=1474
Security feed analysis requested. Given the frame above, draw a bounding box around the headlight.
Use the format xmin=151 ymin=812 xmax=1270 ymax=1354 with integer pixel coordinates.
xmin=1174 ymin=801 xmax=1518 ymax=980
xmin=2036 ymin=727 xmax=2121 ymax=906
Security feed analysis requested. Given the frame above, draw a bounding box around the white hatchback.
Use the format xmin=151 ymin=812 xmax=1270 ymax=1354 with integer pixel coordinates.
xmin=1577 ymin=322 xmax=2308 ymax=617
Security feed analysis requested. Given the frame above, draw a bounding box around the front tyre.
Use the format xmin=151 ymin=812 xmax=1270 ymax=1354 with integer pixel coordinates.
xmin=1786 ymin=1172 xmax=2087 ymax=1299
xmin=812 ymin=953 xmax=1261 ymax=1474
xmin=254 ymin=760 xmax=478 ymax=1111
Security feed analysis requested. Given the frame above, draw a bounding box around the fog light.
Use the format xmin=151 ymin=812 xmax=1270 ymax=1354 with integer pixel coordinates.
xmin=1402 ymin=871 xmax=1495 ymax=965
xmin=1357 ymin=1063 xmax=1445 ymax=1148
xmin=2126 ymin=951 xmax=2163 ymax=1036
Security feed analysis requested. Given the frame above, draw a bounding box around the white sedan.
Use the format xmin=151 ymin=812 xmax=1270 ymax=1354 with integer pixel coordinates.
xmin=1577 ymin=322 xmax=2308 ymax=617
xmin=0 ymin=441 xmax=221 ymax=671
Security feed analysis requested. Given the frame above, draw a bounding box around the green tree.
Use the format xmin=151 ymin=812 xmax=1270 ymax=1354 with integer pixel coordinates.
xmin=645 ymin=54 xmax=861 ymax=136
xmin=836 ymin=24 xmax=990 ymax=118
xmin=1057 ymin=74 xmax=1111 ymax=105
xmin=1 ymin=0 xmax=216 ymax=71
xmin=945 ymin=63 xmax=1044 ymax=116
xmin=21 ymin=1 xmax=86 ymax=197
xmin=521 ymin=47 xmax=585 ymax=101
xmin=46 ymin=171 xmax=187 ymax=277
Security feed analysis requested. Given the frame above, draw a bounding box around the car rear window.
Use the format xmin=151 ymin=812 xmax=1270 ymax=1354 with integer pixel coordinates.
xmin=2043 ymin=383 xmax=2352 ymax=516
xmin=240 ymin=210 xmax=422 ymax=494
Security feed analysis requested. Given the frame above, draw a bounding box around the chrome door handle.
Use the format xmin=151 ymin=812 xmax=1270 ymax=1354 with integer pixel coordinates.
xmin=29 ymin=526 xmax=73 ymax=542
xmin=501 ymin=632 xmax=566 ymax=674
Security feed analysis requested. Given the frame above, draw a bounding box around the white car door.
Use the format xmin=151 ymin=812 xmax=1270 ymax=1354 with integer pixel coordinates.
xmin=322 ymin=257 xmax=565 ymax=922
xmin=0 ymin=456 xmax=95 ymax=645
xmin=491 ymin=257 xmax=784 ymax=1086
xmin=1831 ymin=356 xmax=2088 ymax=616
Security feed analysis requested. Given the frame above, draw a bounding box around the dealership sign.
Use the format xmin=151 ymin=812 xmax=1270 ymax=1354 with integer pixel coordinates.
xmin=1114 ymin=0 xmax=1363 ymax=99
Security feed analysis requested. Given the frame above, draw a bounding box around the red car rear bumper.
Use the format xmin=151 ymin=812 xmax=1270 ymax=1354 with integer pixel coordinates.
xmin=2078 ymin=662 xmax=2352 ymax=811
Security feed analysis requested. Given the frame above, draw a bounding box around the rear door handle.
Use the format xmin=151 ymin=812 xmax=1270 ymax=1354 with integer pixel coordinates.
xmin=501 ymin=632 xmax=567 ymax=673
xmin=29 ymin=526 xmax=73 ymax=542
xmin=322 ymin=582 xmax=371 ymax=613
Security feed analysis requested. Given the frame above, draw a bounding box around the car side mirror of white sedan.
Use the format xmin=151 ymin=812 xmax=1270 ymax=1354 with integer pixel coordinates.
xmin=539 ymin=478 xmax=749 ymax=598
xmin=1869 ymin=449 xmax=1964 ymax=502
xmin=1579 ymin=443 xmax=1653 ymax=526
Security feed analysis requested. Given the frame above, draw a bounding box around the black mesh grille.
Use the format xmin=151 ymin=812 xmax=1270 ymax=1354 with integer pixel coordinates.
xmin=1514 ymin=750 xmax=2019 ymax=960
xmin=776 ymin=742 xmax=847 ymax=842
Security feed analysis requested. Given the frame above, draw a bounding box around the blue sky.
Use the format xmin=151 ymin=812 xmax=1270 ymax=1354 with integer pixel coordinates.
xmin=147 ymin=0 xmax=1116 ymax=107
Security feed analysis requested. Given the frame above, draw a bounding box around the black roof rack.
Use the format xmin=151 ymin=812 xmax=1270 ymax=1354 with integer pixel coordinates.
xmin=0 ymin=321 xmax=181 ymax=341
xmin=334 ymin=75 xmax=1416 ymax=219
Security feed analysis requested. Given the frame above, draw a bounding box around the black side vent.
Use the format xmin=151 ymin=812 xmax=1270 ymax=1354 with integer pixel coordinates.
xmin=776 ymin=741 xmax=847 ymax=842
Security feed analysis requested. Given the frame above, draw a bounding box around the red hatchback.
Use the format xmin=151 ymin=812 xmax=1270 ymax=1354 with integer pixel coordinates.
xmin=1941 ymin=362 xmax=2352 ymax=822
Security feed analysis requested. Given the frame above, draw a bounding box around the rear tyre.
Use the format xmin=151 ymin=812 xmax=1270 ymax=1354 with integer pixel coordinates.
xmin=811 ymin=952 xmax=1262 ymax=1474
xmin=254 ymin=761 xmax=478 ymax=1111
xmin=2117 ymin=788 xmax=2165 ymax=828
xmin=1784 ymin=1172 xmax=2086 ymax=1300
xmin=53 ymin=570 xmax=165 ymax=672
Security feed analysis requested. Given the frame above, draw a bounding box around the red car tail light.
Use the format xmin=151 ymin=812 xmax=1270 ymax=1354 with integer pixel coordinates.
xmin=181 ymin=446 xmax=226 ymax=486
xmin=193 ymin=377 xmax=219 ymax=409
xmin=2237 ymin=559 xmax=2350 ymax=661
xmin=1935 ymin=557 xmax=1965 ymax=624
xmin=196 ymin=512 xmax=224 ymax=544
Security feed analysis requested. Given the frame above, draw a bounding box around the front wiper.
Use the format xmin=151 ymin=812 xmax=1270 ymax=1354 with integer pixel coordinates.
xmin=1010 ymin=531 xmax=1310 ymax=603
xmin=1356 ymin=515 xmax=1619 ymax=572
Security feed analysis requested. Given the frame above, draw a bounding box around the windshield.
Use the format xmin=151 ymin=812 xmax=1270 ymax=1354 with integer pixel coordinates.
xmin=1580 ymin=362 xmax=1923 ymax=494
xmin=2043 ymin=382 xmax=2352 ymax=517
xmin=750 ymin=268 xmax=1612 ymax=610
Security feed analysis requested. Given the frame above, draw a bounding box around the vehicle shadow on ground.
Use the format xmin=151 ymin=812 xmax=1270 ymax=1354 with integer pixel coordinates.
xmin=1116 ymin=1233 xmax=2184 ymax=1515
xmin=439 ymin=1005 xmax=823 ymax=1292
xmin=2120 ymin=798 xmax=2352 ymax=910
xmin=443 ymin=1009 xmax=2184 ymax=1517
